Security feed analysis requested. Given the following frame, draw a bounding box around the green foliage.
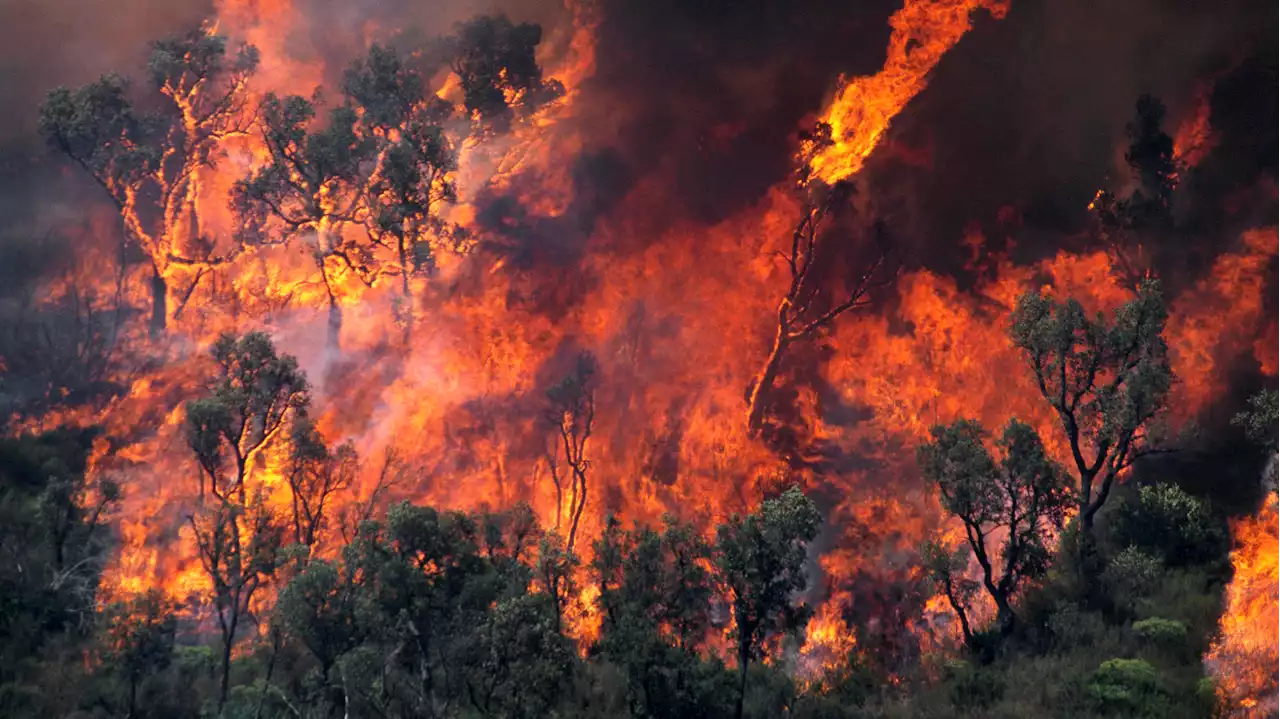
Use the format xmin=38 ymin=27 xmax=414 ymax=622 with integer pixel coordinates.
xmin=1233 ymin=388 xmax=1278 ymax=454
xmin=1010 ymin=280 xmax=1172 ymax=547
xmin=946 ymin=659 xmax=1006 ymax=711
xmin=918 ymin=418 xmax=1071 ymax=638
xmin=1131 ymin=617 xmax=1187 ymax=646
xmin=592 ymin=514 xmax=723 ymax=718
xmin=1111 ymin=483 xmax=1226 ymax=567
xmin=1088 ymin=658 xmax=1162 ymax=713
xmin=1101 ymin=547 xmax=1163 ymax=614
xmin=716 ymin=486 xmax=821 ymax=718
xmin=1047 ymin=602 xmax=1111 ymax=653
xmin=100 ymin=590 xmax=178 ymax=715
xmin=0 ymin=428 xmax=109 ymax=716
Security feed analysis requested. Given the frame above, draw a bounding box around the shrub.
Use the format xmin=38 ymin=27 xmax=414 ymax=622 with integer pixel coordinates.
xmin=1089 ymin=658 xmax=1161 ymax=712
xmin=1131 ymin=617 xmax=1187 ymax=645
xmin=945 ymin=660 xmax=1005 ymax=711
xmin=1047 ymin=602 xmax=1108 ymax=652
xmin=1102 ymin=547 xmax=1162 ymax=615
xmin=1112 ymin=484 xmax=1226 ymax=567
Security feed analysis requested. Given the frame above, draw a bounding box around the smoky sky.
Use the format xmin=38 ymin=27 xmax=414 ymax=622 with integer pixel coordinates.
xmin=860 ymin=0 xmax=1278 ymax=274
xmin=0 ymin=0 xmax=1275 ymax=270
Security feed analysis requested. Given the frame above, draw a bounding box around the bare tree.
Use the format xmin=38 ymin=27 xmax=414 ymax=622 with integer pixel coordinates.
xmin=746 ymin=182 xmax=897 ymax=435
xmin=543 ymin=352 xmax=596 ymax=554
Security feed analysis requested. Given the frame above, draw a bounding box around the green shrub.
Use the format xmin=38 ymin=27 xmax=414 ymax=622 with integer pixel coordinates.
xmin=1047 ymin=602 xmax=1108 ymax=652
xmin=1102 ymin=547 xmax=1163 ymax=615
xmin=945 ymin=659 xmax=1005 ymax=711
xmin=1089 ymin=658 xmax=1161 ymax=712
xmin=1112 ymin=484 xmax=1226 ymax=567
xmin=1131 ymin=617 xmax=1187 ymax=645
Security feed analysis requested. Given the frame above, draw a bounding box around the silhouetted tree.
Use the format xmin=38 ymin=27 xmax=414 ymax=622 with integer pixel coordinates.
xmin=544 ymin=352 xmax=597 ymax=553
xmin=716 ymin=486 xmax=821 ymax=719
xmin=185 ymin=331 xmax=310 ymax=502
xmin=919 ymin=419 xmax=1072 ymax=638
xmin=100 ymin=590 xmax=177 ymax=716
xmin=285 ymin=418 xmax=356 ymax=551
xmin=183 ymin=331 xmax=308 ymax=708
xmin=1089 ymin=95 xmax=1179 ymax=289
xmin=345 ymin=44 xmax=467 ymax=334
xmin=1010 ymin=281 xmax=1172 ymax=553
xmin=746 ymin=182 xmax=897 ymax=436
xmin=594 ymin=515 xmax=720 ymax=717
xmin=448 ymin=16 xmax=564 ymax=135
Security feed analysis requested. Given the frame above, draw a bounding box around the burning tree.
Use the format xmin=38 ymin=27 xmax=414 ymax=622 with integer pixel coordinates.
xmin=344 ymin=45 xmax=465 ymax=332
xmin=919 ymin=419 xmax=1073 ymax=642
xmin=1010 ymin=280 xmax=1172 ymax=553
xmin=1089 ymin=94 xmax=1180 ymax=288
xmin=543 ymin=352 xmax=597 ymax=554
xmin=448 ymin=15 xmax=565 ymax=135
xmin=234 ymin=25 xmax=558 ymax=350
xmin=39 ymin=26 xmax=259 ymax=335
xmin=746 ymin=176 xmax=897 ymax=437
xmin=183 ymin=331 xmax=310 ymax=707
xmin=231 ymin=95 xmax=378 ymax=350
xmin=285 ymin=418 xmax=357 ymax=551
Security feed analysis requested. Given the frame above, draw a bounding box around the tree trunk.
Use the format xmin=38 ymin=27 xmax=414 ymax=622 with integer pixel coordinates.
xmin=398 ymin=237 xmax=413 ymax=344
xmin=746 ymin=315 xmax=789 ymax=436
xmin=994 ymin=594 xmax=1016 ymax=637
xmin=219 ymin=633 xmax=233 ymax=709
xmin=218 ymin=611 xmax=238 ymax=710
xmin=735 ymin=642 xmax=749 ymax=719
xmin=327 ymin=294 xmax=343 ymax=352
xmin=149 ymin=271 xmax=168 ymax=337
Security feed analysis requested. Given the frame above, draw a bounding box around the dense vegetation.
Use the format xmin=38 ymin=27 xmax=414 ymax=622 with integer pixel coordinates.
xmin=0 ymin=305 xmax=1272 ymax=718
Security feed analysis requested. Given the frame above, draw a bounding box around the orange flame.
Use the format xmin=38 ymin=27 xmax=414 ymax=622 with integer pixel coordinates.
xmin=808 ymin=0 xmax=1010 ymax=184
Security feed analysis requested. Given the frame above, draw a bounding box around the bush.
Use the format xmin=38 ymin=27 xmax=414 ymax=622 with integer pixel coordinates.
xmin=1131 ymin=617 xmax=1187 ymax=645
xmin=1047 ymin=602 xmax=1108 ymax=652
xmin=945 ymin=659 xmax=1005 ymax=711
xmin=1102 ymin=547 xmax=1162 ymax=615
xmin=1112 ymin=484 xmax=1226 ymax=567
xmin=1089 ymin=658 xmax=1162 ymax=713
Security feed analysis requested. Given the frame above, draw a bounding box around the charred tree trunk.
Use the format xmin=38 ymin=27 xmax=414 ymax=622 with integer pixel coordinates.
xmin=218 ymin=609 xmax=237 ymax=709
xmin=745 ymin=189 xmax=895 ymax=438
xmin=149 ymin=271 xmax=168 ymax=337
xmin=734 ymin=617 xmax=752 ymax=719
xmin=746 ymin=304 xmax=791 ymax=436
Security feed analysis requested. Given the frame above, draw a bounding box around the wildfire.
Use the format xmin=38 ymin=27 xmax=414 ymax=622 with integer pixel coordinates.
xmin=806 ymin=0 xmax=1010 ymax=184
xmin=1207 ymin=492 xmax=1279 ymax=717
xmin=12 ymin=0 xmax=1276 ymax=685
xmin=1173 ymin=83 xmax=1217 ymax=170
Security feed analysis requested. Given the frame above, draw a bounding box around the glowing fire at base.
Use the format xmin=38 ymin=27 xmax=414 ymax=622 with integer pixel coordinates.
xmin=1207 ymin=489 xmax=1280 ymax=717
